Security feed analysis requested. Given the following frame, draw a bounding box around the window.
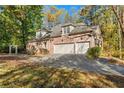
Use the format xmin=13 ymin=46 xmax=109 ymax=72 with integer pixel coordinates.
xmin=67 ymin=27 xmax=70 ymax=33
xmin=36 ymin=31 xmax=42 ymax=39
xmin=64 ymin=27 xmax=66 ymax=34
xmin=80 ymin=37 xmax=83 ymax=40
xmin=63 ymin=26 xmax=70 ymax=35
xmin=44 ymin=42 xmax=47 ymax=48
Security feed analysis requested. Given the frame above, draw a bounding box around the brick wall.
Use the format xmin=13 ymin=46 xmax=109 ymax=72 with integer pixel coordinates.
xmin=46 ymin=32 xmax=95 ymax=54
xmin=27 ymin=32 xmax=96 ymax=55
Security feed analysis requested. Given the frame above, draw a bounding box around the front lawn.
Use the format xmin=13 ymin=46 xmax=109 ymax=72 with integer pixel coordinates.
xmin=0 ymin=58 xmax=124 ymax=88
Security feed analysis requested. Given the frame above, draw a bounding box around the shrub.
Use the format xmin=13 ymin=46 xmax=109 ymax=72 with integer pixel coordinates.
xmin=0 ymin=45 xmax=9 ymax=53
xmin=86 ymin=46 xmax=101 ymax=59
xmin=112 ymin=50 xmax=124 ymax=59
xmin=18 ymin=46 xmax=27 ymax=54
xmin=0 ymin=45 xmax=27 ymax=54
xmin=27 ymin=46 xmax=49 ymax=55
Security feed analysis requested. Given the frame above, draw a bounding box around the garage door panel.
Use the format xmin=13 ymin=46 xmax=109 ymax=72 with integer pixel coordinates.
xmin=54 ymin=44 xmax=74 ymax=54
xmin=76 ymin=42 xmax=89 ymax=54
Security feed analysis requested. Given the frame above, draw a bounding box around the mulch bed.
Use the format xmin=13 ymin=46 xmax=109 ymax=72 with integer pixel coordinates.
xmin=0 ymin=54 xmax=28 ymax=60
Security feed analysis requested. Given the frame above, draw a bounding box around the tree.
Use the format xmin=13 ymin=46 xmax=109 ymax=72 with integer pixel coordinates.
xmin=111 ymin=6 xmax=124 ymax=35
xmin=80 ymin=5 xmax=123 ymax=58
xmin=64 ymin=11 xmax=72 ymax=23
xmin=111 ymin=6 xmax=124 ymax=58
xmin=44 ymin=6 xmax=62 ymax=29
xmin=0 ymin=5 xmax=43 ymax=51
xmin=43 ymin=6 xmax=82 ymax=27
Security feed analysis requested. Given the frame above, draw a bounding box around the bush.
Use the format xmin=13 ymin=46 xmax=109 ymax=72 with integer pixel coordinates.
xmin=0 ymin=45 xmax=9 ymax=53
xmin=18 ymin=46 xmax=27 ymax=54
xmin=27 ymin=46 xmax=49 ymax=55
xmin=86 ymin=46 xmax=101 ymax=59
xmin=0 ymin=45 xmax=26 ymax=54
xmin=112 ymin=50 xmax=124 ymax=59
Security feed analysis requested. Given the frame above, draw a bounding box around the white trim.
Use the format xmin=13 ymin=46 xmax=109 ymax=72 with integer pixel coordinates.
xmin=53 ymin=42 xmax=90 ymax=54
xmin=9 ymin=45 xmax=18 ymax=54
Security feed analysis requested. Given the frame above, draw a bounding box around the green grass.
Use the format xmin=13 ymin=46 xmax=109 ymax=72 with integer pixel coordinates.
xmin=0 ymin=60 xmax=124 ymax=88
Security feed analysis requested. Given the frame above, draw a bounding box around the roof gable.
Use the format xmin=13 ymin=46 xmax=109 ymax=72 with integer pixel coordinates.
xmin=39 ymin=23 xmax=100 ymax=38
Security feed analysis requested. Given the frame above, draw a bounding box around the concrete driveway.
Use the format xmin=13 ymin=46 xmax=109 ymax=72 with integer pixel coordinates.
xmin=29 ymin=54 xmax=124 ymax=77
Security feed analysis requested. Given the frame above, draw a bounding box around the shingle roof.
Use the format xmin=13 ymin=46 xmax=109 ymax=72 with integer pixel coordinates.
xmin=70 ymin=26 xmax=92 ymax=35
xmin=28 ymin=33 xmax=51 ymax=42
xmin=61 ymin=23 xmax=75 ymax=27
xmin=39 ymin=27 xmax=51 ymax=33
xmin=36 ymin=23 xmax=99 ymax=39
xmin=50 ymin=24 xmax=62 ymax=37
xmin=74 ymin=23 xmax=86 ymax=26
xmin=49 ymin=23 xmax=94 ymax=37
xmin=29 ymin=23 xmax=100 ymax=43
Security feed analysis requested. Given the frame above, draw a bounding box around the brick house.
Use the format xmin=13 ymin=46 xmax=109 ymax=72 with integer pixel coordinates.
xmin=27 ymin=23 xmax=102 ymax=55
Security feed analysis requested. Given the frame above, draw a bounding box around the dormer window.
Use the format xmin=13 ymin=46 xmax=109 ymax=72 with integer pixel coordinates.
xmin=67 ymin=26 xmax=70 ymax=33
xmin=36 ymin=31 xmax=42 ymax=39
xmin=36 ymin=29 xmax=48 ymax=39
xmin=61 ymin=23 xmax=75 ymax=35
xmin=62 ymin=26 xmax=70 ymax=35
xmin=64 ymin=27 xmax=66 ymax=34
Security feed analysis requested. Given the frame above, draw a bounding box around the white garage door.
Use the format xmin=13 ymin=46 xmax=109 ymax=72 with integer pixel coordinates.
xmin=54 ymin=42 xmax=90 ymax=54
xmin=75 ymin=42 xmax=90 ymax=54
xmin=54 ymin=43 xmax=74 ymax=54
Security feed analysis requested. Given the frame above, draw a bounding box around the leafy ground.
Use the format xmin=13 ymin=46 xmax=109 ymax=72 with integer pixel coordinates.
xmin=0 ymin=55 xmax=124 ymax=88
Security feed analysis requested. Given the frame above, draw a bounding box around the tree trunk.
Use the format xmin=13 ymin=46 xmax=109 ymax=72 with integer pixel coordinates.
xmin=21 ymin=20 xmax=26 ymax=50
xmin=111 ymin=6 xmax=124 ymax=37
xmin=111 ymin=6 xmax=123 ymax=59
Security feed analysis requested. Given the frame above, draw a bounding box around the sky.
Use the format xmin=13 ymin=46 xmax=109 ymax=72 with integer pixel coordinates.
xmin=55 ymin=5 xmax=82 ymax=11
xmin=55 ymin=5 xmax=82 ymax=15
xmin=43 ymin=5 xmax=84 ymax=25
xmin=44 ymin=5 xmax=83 ymax=16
